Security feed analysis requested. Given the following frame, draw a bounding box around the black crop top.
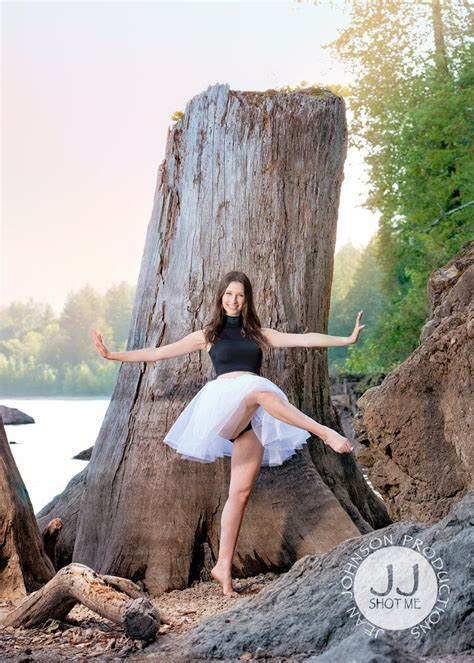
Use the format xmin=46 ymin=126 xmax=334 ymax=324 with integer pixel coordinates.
xmin=208 ymin=314 xmax=263 ymax=377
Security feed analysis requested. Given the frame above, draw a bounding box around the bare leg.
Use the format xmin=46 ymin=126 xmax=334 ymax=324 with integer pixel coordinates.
xmin=245 ymin=390 xmax=353 ymax=454
xmin=227 ymin=403 xmax=260 ymax=441
xmin=211 ymin=427 xmax=264 ymax=597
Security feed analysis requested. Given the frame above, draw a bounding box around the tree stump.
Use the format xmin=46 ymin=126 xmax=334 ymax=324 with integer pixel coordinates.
xmin=70 ymin=83 xmax=390 ymax=596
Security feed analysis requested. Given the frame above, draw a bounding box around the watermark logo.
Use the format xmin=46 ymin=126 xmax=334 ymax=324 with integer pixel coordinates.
xmin=341 ymin=533 xmax=450 ymax=638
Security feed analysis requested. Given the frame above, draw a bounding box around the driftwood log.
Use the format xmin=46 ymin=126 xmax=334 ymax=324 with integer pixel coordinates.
xmin=0 ymin=421 xmax=158 ymax=642
xmin=1 ymin=563 xmax=159 ymax=642
xmin=69 ymin=83 xmax=390 ymax=597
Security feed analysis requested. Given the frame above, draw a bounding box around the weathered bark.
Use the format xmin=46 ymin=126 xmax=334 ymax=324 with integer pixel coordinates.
xmin=100 ymin=574 xmax=146 ymax=599
xmin=41 ymin=517 xmax=63 ymax=568
xmin=354 ymin=240 xmax=474 ymax=522
xmin=36 ymin=466 xmax=88 ymax=570
xmin=0 ymin=420 xmax=55 ymax=601
xmin=1 ymin=563 xmax=159 ymax=643
xmin=431 ymin=0 xmax=450 ymax=76
xmin=72 ymin=83 xmax=389 ymax=596
xmin=0 ymin=421 xmax=158 ymax=642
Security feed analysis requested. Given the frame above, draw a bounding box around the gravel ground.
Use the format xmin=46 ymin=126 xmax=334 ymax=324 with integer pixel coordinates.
xmin=0 ymin=571 xmax=280 ymax=662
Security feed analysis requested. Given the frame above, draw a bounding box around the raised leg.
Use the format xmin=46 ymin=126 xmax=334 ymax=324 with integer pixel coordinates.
xmin=211 ymin=427 xmax=263 ymax=597
xmin=245 ymin=390 xmax=353 ymax=454
xmin=227 ymin=402 xmax=260 ymax=440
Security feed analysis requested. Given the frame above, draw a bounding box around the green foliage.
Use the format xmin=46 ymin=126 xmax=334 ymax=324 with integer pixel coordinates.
xmin=331 ymin=242 xmax=362 ymax=300
xmin=59 ymin=285 xmax=108 ymax=365
xmin=0 ymin=282 xmax=135 ymax=396
xmin=276 ymin=80 xmax=350 ymax=97
xmin=0 ymin=299 xmax=56 ymax=340
xmin=323 ymin=0 xmax=473 ymax=374
xmin=104 ymin=281 xmax=135 ymax=347
xmin=329 ymin=236 xmax=383 ymax=372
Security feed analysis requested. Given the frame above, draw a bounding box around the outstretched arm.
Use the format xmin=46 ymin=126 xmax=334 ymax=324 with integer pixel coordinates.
xmin=262 ymin=310 xmax=365 ymax=349
xmin=91 ymin=329 xmax=206 ymax=362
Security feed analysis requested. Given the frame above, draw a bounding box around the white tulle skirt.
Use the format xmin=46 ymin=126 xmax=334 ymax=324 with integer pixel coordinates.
xmin=163 ymin=373 xmax=311 ymax=467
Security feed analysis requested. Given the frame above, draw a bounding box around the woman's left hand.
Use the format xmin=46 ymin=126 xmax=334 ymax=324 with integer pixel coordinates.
xmin=348 ymin=310 xmax=366 ymax=344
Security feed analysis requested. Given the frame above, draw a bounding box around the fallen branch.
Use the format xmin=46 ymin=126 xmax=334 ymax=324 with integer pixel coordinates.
xmin=427 ymin=199 xmax=474 ymax=229
xmin=1 ymin=563 xmax=159 ymax=642
xmin=100 ymin=574 xmax=146 ymax=599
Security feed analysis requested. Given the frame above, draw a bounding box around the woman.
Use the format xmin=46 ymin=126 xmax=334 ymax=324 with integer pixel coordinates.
xmin=91 ymin=270 xmax=365 ymax=597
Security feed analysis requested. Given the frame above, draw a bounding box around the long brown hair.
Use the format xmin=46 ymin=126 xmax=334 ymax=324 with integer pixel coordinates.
xmin=204 ymin=271 xmax=271 ymax=351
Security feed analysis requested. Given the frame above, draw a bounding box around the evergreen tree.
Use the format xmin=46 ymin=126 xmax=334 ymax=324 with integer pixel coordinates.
xmin=318 ymin=0 xmax=473 ymax=371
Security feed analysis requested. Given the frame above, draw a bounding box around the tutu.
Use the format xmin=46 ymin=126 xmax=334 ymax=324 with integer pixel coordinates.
xmin=163 ymin=373 xmax=311 ymax=467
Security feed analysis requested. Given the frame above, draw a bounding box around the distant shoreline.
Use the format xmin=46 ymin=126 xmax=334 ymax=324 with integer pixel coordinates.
xmin=1 ymin=396 xmax=111 ymax=401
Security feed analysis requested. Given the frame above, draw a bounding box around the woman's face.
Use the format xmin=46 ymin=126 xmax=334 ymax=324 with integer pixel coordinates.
xmin=222 ymin=281 xmax=245 ymax=315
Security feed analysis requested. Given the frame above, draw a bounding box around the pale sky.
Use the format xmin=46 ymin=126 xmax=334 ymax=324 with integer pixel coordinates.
xmin=1 ymin=0 xmax=379 ymax=315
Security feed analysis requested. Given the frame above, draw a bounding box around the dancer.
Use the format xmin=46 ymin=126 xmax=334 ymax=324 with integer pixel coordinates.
xmin=91 ymin=270 xmax=365 ymax=597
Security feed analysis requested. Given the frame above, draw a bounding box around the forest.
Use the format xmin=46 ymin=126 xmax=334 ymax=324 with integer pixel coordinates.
xmin=0 ymin=283 xmax=134 ymax=396
xmin=1 ymin=0 xmax=471 ymax=396
xmin=325 ymin=0 xmax=472 ymax=375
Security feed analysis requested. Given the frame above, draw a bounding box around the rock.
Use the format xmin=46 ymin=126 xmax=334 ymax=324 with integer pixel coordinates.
xmin=0 ymin=406 xmax=35 ymax=426
xmin=329 ymin=373 xmax=385 ymax=445
xmin=302 ymin=629 xmax=428 ymax=662
xmin=152 ymin=491 xmax=473 ymax=661
xmin=329 ymin=373 xmax=388 ymax=500
xmin=329 ymin=373 xmax=361 ymax=441
xmin=72 ymin=447 xmax=93 ymax=461
xmin=353 ymin=240 xmax=473 ymax=523
xmin=422 ymin=240 xmax=474 ymax=338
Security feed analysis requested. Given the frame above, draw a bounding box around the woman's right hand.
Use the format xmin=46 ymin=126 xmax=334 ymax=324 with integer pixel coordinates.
xmin=91 ymin=329 xmax=112 ymax=360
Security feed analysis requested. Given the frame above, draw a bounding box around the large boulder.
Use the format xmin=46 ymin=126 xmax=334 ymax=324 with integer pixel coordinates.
xmin=354 ymin=241 xmax=473 ymax=523
xmin=150 ymin=491 xmax=473 ymax=661
xmin=0 ymin=406 xmax=34 ymax=426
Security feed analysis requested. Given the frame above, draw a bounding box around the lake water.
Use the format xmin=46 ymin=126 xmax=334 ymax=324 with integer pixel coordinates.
xmin=2 ymin=398 xmax=110 ymax=514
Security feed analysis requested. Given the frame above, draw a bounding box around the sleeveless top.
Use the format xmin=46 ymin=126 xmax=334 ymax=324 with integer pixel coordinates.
xmin=208 ymin=314 xmax=263 ymax=377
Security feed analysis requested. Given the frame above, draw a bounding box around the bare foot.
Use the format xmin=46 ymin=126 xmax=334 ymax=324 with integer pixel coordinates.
xmin=210 ymin=565 xmax=239 ymax=597
xmin=320 ymin=427 xmax=353 ymax=454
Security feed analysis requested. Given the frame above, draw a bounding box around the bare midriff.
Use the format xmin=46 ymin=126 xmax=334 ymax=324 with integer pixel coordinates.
xmin=216 ymin=371 xmax=258 ymax=379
